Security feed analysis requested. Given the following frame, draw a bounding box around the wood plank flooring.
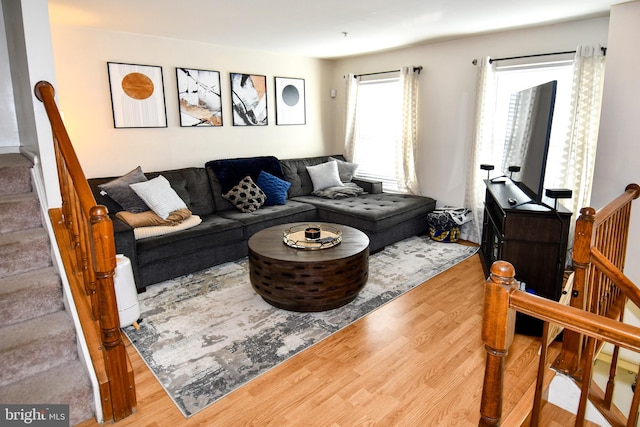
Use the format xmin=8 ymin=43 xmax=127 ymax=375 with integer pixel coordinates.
xmin=78 ymin=251 xmax=547 ymax=427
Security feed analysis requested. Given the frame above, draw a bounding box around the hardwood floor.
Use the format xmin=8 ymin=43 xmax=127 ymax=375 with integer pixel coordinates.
xmin=78 ymin=251 xmax=547 ymax=427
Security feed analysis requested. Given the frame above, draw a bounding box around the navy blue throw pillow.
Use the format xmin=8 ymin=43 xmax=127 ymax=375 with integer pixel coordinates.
xmin=257 ymin=170 xmax=291 ymax=206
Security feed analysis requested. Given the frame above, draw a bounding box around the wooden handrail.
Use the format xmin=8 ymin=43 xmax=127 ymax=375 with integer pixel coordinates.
xmin=34 ymin=81 xmax=136 ymax=422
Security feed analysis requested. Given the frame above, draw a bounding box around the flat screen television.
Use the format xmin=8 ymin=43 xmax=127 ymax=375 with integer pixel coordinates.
xmin=501 ymin=80 xmax=557 ymax=204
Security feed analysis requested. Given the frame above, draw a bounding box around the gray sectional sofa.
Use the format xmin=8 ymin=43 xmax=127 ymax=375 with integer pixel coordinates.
xmin=88 ymin=155 xmax=436 ymax=291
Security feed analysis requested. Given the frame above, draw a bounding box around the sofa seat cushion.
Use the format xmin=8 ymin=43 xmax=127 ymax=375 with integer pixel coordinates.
xmin=135 ymin=214 xmax=244 ymax=267
xmin=291 ymin=193 xmax=436 ymax=233
xmin=216 ymin=200 xmax=316 ymax=236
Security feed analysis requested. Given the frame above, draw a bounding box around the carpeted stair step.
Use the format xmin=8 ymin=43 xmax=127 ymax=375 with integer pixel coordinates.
xmin=0 ymin=153 xmax=32 ymax=197
xmin=0 ymin=192 xmax=42 ymax=234
xmin=0 ymin=267 xmax=63 ymax=327
xmin=0 ymin=311 xmax=77 ymax=387
xmin=0 ymin=227 xmax=52 ymax=278
xmin=0 ymin=358 xmax=94 ymax=426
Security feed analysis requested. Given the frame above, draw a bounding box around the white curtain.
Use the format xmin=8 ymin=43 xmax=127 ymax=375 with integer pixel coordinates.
xmin=343 ymin=73 xmax=358 ymax=162
xmin=556 ymin=45 xmax=605 ymax=246
xmin=397 ymin=66 xmax=421 ymax=195
xmin=462 ymin=57 xmax=497 ymax=243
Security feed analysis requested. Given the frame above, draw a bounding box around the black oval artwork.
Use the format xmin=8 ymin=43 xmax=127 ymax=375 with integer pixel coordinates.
xmin=282 ymin=85 xmax=299 ymax=106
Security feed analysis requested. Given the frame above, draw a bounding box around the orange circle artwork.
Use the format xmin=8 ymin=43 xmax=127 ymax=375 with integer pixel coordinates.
xmin=121 ymin=72 xmax=155 ymax=100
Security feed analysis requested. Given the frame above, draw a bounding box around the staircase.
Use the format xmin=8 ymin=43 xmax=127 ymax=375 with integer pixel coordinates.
xmin=0 ymin=153 xmax=94 ymax=425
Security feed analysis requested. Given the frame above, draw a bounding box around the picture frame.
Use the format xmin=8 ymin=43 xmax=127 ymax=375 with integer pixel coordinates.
xmin=107 ymin=62 xmax=167 ymax=128
xmin=176 ymin=68 xmax=223 ymax=127
xmin=230 ymin=73 xmax=268 ymax=126
xmin=274 ymin=77 xmax=306 ymax=125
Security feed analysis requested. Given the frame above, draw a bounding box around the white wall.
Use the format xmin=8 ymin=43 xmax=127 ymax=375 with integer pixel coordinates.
xmin=592 ymin=0 xmax=640 ymax=285
xmin=0 ymin=1 xmax=20 ymax=149
xmin=331 ymin=17 xmax=609 ymax=207
xmin=3 ymin=0 xmax=60 ymax=208
xmin=50 ymin=25 xmax=337 ymax=178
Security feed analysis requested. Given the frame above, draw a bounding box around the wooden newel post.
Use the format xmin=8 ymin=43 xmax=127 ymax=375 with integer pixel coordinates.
xmin=479 ymin=261 xmax=517 ymax=427
xmin=90 ymin=205 xmax=134 ymax=420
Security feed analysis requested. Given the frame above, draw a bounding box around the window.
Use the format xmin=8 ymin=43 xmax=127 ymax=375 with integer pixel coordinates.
xmin=352 ymin=75 xmax=402 ymax=192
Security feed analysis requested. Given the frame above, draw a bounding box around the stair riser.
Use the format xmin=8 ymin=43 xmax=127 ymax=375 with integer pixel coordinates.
xmin=0 ymin=196 xmax=42 ymax=234
xmin=0 ymin=233 xmax=52 ymax=278
xmin=0 ymin=328 xmax=77 ymax=387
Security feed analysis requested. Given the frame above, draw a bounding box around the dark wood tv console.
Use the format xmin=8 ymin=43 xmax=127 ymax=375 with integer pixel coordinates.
xmin=480 ymin=179 xmax=572 ymax=335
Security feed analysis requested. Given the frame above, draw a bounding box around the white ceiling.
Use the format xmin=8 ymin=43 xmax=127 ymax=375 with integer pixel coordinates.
xmin=47 ymin=0 xmax=616 ymax=59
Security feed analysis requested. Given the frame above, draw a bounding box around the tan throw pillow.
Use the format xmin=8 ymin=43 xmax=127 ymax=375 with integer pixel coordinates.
xmin=116 ymin=208 xmax=192 ymax=228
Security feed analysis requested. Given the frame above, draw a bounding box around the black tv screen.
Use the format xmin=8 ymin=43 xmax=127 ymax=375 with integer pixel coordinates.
xmin=502 ymin=80 xmax=557 ymax=203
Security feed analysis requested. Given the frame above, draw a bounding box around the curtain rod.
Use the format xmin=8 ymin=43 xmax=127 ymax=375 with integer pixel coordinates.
xmin=472 ymin=47 xmax=607 ymax=65
xmin=354 ymin=66 xmax=422 ymax=78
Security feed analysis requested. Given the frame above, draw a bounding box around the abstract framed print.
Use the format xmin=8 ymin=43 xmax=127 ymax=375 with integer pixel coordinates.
xmin=107 ymin=62 xmax=167 ymax=128
xmin=274 ymin=77 xmax=306 ymax=125
xmin=230 ymin=73 xmax=267 ymax=126
xmin=176 ymin=68 xmax=223 ymax=127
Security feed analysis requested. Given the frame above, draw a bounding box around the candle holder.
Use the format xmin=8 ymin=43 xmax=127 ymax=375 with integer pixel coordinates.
xmin=305 ymin=226 xmax=321 ymax=240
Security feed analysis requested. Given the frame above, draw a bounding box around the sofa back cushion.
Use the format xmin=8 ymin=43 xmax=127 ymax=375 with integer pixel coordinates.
xmin=280 ymin=155 xmax=346 ymax=197
xmin=205 ymin=156 xmax=285 ymax=211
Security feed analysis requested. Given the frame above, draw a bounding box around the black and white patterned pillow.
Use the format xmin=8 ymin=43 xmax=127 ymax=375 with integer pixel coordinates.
xmin=222 ymin=176 xmax=266 ymax=213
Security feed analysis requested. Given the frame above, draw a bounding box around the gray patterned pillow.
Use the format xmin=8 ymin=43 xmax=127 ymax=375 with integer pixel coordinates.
xmin=222 ymin=176 xmax=266 ymax=213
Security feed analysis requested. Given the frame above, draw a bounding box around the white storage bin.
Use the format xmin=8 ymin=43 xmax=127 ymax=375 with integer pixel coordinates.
xmin=114 ymin=254 xmax=140 ymax=329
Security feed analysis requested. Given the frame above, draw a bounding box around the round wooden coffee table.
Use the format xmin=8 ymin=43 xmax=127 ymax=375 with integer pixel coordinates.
xmin=248 ymin=223 xmax=370 ymax=312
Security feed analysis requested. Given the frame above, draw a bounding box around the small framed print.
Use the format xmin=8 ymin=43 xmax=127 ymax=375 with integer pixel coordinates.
xmin=274 ymin=77 xmax=305 ymax=125
xmin=230 ymin=73 xmax=267 ymax=126
xmin=107 ymin=62 xmax=167 ymax=128
xmin=176 ymin=68 xmax=223 ymax=127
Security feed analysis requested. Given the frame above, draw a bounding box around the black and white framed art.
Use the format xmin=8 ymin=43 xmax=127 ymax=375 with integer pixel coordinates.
xmin=230 ymin=73 xmax=268 ymax=126
xmin=176 ymin=68 xmax=223 ymax=127
xmin=274 ymin=77 xmax=306 ymax=125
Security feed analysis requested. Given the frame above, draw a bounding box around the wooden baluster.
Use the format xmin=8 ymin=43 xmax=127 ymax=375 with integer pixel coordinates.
xmin=604 ymin=343 xmax=620 ymax=408
xmin=629 ymin=364 xmax=640 ymax=427
xmin=479 ymin=261 xmax=517 ymax=427
xmin=577 ymin=336 xmax=596 ymax=425
xmin=531 ymin=321 xmax=551 ymax=427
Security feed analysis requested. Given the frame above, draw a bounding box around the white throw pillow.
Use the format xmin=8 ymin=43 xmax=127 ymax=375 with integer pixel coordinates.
xmin=306 ymin=161 xmax=344 ymax=191
xmin=129 ymin=175 xmax=187 ymax=220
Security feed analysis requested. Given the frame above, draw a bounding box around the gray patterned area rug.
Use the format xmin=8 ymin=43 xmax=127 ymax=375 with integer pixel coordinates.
xmin=123 ymin=235 xmax=479 ymax=417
